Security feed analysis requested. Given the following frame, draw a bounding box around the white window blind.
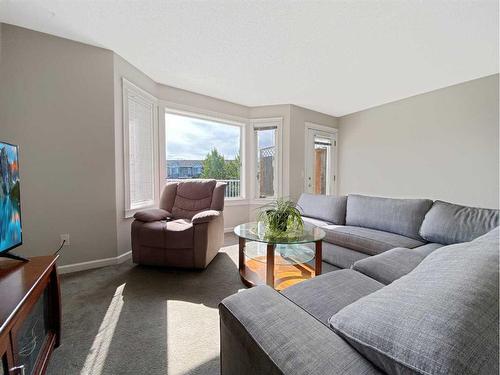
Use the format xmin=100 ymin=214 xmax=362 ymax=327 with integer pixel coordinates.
xmin=123 ymin=80 xmax=158 ymax=214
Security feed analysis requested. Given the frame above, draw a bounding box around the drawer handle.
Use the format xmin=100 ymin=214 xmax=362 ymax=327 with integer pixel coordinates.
xmin=10 ymin=365 xmax=25 ymax=375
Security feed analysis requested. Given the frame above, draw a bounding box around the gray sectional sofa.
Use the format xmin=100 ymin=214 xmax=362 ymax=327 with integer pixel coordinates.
xmin=219 ymin=194 xmax=499 ymax=375
xmin=296 ymin=193 xmax=498 ymax=269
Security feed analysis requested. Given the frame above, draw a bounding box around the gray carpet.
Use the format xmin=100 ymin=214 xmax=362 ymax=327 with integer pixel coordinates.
xmin=47 ymin=234 xmax=337 ymax=375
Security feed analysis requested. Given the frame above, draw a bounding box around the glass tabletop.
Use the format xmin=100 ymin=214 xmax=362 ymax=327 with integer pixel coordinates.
xmin=234 ymin=221 xmax=325 ymax=244
xmin=243 ymin=242 xmax=316 ymax=265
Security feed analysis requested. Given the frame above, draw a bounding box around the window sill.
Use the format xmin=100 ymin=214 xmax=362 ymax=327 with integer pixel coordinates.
xmin=225 ymin=198 xmax=249 ymax=207
xmin=249 ymin=198 xmax=276 ymax=206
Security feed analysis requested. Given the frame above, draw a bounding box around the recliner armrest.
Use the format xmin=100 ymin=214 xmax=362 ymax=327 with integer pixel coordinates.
xmin=192 ymin=210 xmax=220 ymax=224
xmin=219 ymin=286 xmax=380 ymax=375
xmin=133 ymin=208 xmax=171 ymax=222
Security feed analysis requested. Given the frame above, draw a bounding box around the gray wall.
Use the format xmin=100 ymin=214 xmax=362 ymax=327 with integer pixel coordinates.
xmin=2 ymin=23 xmax=497 ymax=268
xmin=0 ymin=24 xmax=118 ymax=264
xmin=338 ymin=74 xmax=499 ymax=208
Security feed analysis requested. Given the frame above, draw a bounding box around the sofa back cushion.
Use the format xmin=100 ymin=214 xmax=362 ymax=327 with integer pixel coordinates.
xmin=329 ymin=227 xmax=499 ymax=375
xmin=346 ymin=194 xmax=433 ymax=240
xmin=171 ymin=180 xmax=216 ymax=219
xmin=419 ymin=200 xmax=499 ymax=245
xmin=297 ymin=193 xmax=347 ymax=225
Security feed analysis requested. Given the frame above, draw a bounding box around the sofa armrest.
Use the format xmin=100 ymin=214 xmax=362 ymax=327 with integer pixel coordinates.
xmin=133 ymin=208 xmax=171 ymax=222
xmin=192 ymin=210 xmax=220 ymax=224
xmin=219 ymin=286 xmax=381 ymax=375
xmin=352 ymin=247 xmax=425 ymax=285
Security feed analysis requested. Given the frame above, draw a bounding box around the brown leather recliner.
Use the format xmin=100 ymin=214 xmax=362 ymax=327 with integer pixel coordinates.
xmin=131 ymin=179 xmax=226 ymax=269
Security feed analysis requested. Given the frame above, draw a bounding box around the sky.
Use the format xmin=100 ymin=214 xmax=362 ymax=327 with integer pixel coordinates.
xmin=166 ymin=113 xmax=274 ymax=160
xmin=0 ymin=142 xmax=19 ymax=164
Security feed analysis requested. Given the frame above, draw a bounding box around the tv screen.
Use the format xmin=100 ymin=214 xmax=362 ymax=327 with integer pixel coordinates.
xmin=0 ymin=141 xmax=22 ymax=253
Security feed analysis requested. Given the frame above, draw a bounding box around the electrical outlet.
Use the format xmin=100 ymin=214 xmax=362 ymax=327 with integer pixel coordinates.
xmin=60 ymin=234 xmax=70 ymax=246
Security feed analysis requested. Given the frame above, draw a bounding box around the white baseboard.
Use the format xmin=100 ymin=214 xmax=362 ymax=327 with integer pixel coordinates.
xmin=59 ymin=227 xmax=236 ymax=274
xmin=58 ymin=250 xmax=132 ymax=275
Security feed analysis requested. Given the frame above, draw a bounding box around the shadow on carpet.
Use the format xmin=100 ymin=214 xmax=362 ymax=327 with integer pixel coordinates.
xmin=47 ymin=245 xmax=244 ymax=375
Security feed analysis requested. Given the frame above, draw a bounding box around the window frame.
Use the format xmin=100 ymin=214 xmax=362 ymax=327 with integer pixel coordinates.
xmin=304 ymin=122 xmax=338 ymax=196
xmin=162 ymin=106 xmax=247 ymax=201
xmin=122 ymin=79 xmax=160 ymax=217
xmin=250 ymin=117 xmax=283 ymax=202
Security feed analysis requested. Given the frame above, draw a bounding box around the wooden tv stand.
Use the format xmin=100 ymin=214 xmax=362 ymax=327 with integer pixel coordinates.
xmin=0 ymin=256 xmax=61 ymax=375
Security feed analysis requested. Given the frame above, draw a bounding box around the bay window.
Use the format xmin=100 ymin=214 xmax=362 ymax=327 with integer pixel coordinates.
xmin=123 ymin=78 xmax=285 ymax=217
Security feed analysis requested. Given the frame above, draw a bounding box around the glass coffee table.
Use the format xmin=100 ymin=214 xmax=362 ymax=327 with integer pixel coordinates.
xmin=234 ymin=222 xmax=326 ymax=290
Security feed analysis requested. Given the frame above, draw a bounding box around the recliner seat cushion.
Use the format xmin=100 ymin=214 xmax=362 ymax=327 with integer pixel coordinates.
xmin=172 ymin=180 xmax=216 ymax=219
xmin=330 ymin=227 xmax=500 ymax=375
xmin=282 ymin=269 xmax=383 ymax=325
xmin=323 ymin=225 xmax=425 ymax=256
xmin=297 ymin=194 xmax=347 ymax=224
xmin=346 ymin=194 xmax=432 ymax=240
xmin=419 ymin=200 xmax=499 ymax=245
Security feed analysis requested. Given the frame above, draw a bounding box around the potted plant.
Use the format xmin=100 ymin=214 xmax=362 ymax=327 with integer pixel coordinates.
xmin=257 ymin=198 xmax=304 ymax=238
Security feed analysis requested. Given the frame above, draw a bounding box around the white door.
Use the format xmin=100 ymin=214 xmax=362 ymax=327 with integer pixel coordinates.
xmin=304 ymin=125 xmax=337 ymax=195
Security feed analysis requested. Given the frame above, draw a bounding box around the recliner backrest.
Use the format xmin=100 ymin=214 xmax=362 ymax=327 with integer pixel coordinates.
xmin=160 ymin=180 xmax=225 ymax=219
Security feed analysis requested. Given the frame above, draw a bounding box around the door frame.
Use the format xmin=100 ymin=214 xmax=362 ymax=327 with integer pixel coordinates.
xmin=304 ymin=122 xmax=338 ymax=196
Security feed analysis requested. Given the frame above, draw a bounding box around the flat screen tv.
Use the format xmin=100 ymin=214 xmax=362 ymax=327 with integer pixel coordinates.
xmin=0 ymin=141 xmax=23 ymax=258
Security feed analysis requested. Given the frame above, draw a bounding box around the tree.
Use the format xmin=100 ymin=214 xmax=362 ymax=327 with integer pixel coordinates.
xmin=224 ymin=153 xmax=240 ymax=179
xmin=200 ymin=148 xmax=240 ymax=180
xmin=200 ymin=148 xmax=227 ymax=179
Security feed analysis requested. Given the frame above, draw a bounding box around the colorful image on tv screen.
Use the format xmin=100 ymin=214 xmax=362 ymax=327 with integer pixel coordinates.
xmin=0 ymin=142 xmax=22 ymax=252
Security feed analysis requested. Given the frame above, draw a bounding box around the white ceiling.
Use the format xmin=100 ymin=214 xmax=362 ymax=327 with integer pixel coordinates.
xmin=0 ymin=1 xmax=498 ymax=116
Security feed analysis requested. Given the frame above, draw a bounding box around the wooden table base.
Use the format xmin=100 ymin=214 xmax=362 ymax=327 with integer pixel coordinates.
xmin=238 ymin=238 xmax=322 ymax=291
xmin=240 ymin=255 xmax=316 ymax=291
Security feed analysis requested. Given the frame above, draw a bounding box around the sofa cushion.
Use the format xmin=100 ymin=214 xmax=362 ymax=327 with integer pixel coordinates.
xmin=322 ymin=242 xmax=370 ymax=269
xmin=172 ymin=180 xmax=216 ymax=219
xmin=323 ymin=225 xmax=425 ymax=256
xmin=412 ymin=242 xmax=443 ymax=257
xmin=352 ymin=247 xmax=426 ymax=285
xmin=419 ymin=200 xmax=499 ymax=245
xmin=346 ymin=194 xmax=433 ymax=240
xmin=282 ymin=269 xmax=383 ymax=325
xmin=297 ymin=193 xmax=347 ymax=225
xmin=220 ymin=286 xmax=382 ymax=375
xmin=330 ymin=227 xmax=499 ymax=375
xmin=301 ymin=216 xmax=332 ymax=227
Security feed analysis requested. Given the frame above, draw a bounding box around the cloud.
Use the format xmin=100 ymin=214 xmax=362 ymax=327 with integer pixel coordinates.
xmin=166 ymin=114 xmax=240 ymax=160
